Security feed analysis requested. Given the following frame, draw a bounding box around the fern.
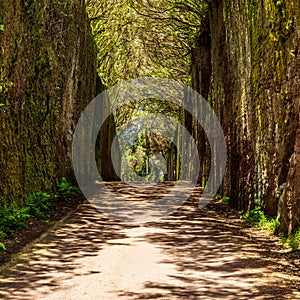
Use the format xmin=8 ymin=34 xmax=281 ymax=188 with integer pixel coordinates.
xmin=56 ymin=177 xmax=79 ymax=200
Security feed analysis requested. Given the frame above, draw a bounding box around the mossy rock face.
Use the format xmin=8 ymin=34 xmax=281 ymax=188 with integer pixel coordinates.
xmin=192 ymin=0 xmax=299 ymax=233
xmin=0 ymin=1 xmax=97 ymax=205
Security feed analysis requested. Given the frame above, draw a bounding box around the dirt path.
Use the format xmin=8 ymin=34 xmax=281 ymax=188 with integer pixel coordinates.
xmin=0 ymin=185 xmax=299 ymax=299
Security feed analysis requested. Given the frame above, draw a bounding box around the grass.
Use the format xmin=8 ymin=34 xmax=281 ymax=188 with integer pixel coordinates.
xmin=0 ymin=178 xmax=79 ymax=252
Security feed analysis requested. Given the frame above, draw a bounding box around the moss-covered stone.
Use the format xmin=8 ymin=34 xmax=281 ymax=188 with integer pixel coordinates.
xmin=192 ymin=0 xmax=299 ymax=233
xmin=0 ymin=1 xmax=97 ymax=206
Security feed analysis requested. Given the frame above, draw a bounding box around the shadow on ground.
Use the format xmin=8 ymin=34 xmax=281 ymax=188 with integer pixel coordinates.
xmin=0 ymin=202 xmax=134 ymax=299
xmin=0 ymin=182 xmax=299 ymax=299
xmin=117 ymin=203 xmax=299 ymax=299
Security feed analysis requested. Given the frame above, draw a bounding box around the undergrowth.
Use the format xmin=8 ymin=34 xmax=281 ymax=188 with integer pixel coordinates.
xmin=240 ymin=204 xmax=280 ymax=234
xmin=0 ymin=178 xmax=78 ymax=252
xmin=240 ymin=201 xmax=299 ymax=251
xmin=215 ymin=193 xmax=230 ymax=206
xmin=279 ymin=229 xmax=300 ymax=251
xmin=215 ymin=195 xmax=300 ymax=251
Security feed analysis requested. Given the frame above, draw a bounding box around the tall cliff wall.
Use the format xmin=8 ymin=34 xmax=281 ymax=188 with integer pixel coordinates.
xmin=0 ymin=0 xmax=97 ymax=205
xmin=192 ymin=0 xmax=299 ymax=233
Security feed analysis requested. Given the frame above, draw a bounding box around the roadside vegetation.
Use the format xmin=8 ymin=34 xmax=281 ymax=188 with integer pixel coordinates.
xmin=0 ymin=178 xmax=78 ymax=252
xmin=216 ymin=194 xmax=300 ymax=251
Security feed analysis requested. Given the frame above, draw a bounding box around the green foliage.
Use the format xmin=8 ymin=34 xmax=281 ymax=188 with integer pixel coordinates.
xmin=56 ymin=177 xmax=79 ymax=200
xmin=120 ymin=123 xmax=172 ymax=182
xmin=0 ymin=230 xmax=6 ymax=241
xmin=241 ymin=205 xmax=265 ymax=225
xmin=215 ymin=194 xmax=230 ymax=205
xmin=221 ymin=196 xmax=230 ymax=206
xmin=240 ymin=203 xmax=280 ymax=235
xmin=0 ymin=242 xmax=6 ymax=251
xmin=86 ymin=0 xmax=208 ymax=87
xmin=280 ymin=228 xmax=300 ymax=251
xmin=259 ymin=215 xmax=280 ymax=234
xmin=214 ymin=193 xmax=222 ymax=200
xmin=0 ymin=199 xmax=31 ymax=242
xmin=240 ymin=203 xmax=299 ymax=250
xmin=0 ymin=178 xmax=78 ymax=252
xmin=26 ymin=191 xmax=53 ymax=219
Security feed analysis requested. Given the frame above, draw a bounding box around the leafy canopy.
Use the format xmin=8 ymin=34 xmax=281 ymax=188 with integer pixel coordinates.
xmin=86 ymin=0 xmax=208 ymax=87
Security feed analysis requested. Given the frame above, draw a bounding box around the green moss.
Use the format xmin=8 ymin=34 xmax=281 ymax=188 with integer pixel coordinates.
xmin=265 ymin=0 xmax=294 ymax=84
xmin=0 ymin=1 xmax=96 ymax=206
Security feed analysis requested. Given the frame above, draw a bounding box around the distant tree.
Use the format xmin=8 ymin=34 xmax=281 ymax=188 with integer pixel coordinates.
xmin=85 ymin=0 xmax=208 ymax=182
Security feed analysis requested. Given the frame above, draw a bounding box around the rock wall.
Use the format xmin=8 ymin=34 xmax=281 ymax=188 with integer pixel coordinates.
xmin=0 ymin=0 xmax=97 ymax=205
xmin=192 ymin=0 xmax=299 ymax=233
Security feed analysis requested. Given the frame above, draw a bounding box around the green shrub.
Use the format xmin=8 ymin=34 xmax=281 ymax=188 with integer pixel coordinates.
xmin=259 ymin=216 xmax=280 ymax=234
xmin=0 ymin=178 xmax=79 ymax=252
xmin=240 ymin=205 xmax=264 ymax=225
xmin=0 ymin=242 xmax=6 ymax=252
xmin=221 ymin=196 xmax=230 ymax=206
xmin=215 ymin=193 xmax=222 ymax=200
xmin=0 ymin=193 xmax=52 ymax=251
xmin=214 ymin=194 xmax=230 ymax=205
xmin=281 ymin=228 xmax=300 ymax=251
xmin=0 ymin=200 xmax=30 ymax=237
xmin=26 ymin=191 xmax=53 ymax=219
xmin=56 ymin=177 xmax=79 ymax=201
xmin=0 ymin=230 xmax=6 ymax=240
xmin=241 ymin=203 xmax=299 ymax=250
xmin=240 ymin=203 xmax=280 ymax=235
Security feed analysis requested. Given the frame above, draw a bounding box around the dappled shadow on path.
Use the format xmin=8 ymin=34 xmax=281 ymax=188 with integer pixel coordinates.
xmin=116 ymin=200 xmax=299 ymax=299
xmin=0 ymin=203 xmax=135 ymax=299
xmin=87 ymin=181 xmax=195 ymax=223
xmin=0 ymin=182 xmax=299 ymax=299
